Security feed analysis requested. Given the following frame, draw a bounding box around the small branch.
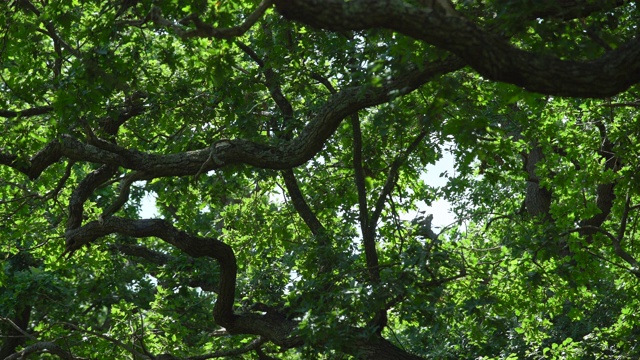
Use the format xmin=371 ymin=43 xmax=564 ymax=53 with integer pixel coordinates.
xmin=19 ymin=0 xmax=82 ymax=58
xmin=187 ymin=337 xmax=266 ymax=359
xmin=484 ymin=214 xmax=514 ymax=232
xmin=0 ymin=316 xmax=37 ymax=341
xmin=236 ymin=41 xmax=265 ymax=66
xmin=237 ymin=32 xmax=293 ymax=138
xmin=617 ymin=191 xmax=632 ymax=242
xmin=310 ymin=73 xmax=337 ymax=94
xmin=109 ymin=243 xmax=172 ymax=265
xmin=388 ymin=196 xmax=408 ymax=255
xmin=280 ymin=170 xmax=326 ymax=238
xmin=580 ymin=18 xmax=613 ymax=51
xmin=369 ymin=129 xmax=429 ymax=235
xmin=350 ymin=110 xmax=386 ymax=331
xmin=567 ymin=225 xmax=640 ymax=277
xmin=61 ymin=322 xmax=152 ymax=359
xmin=584 ymin=248 xmax=633 ymax=272
xmin=151 ymin=0 xmax=274 ymax=40
xmin=99 ymin=92 xmax=149 ymax=136
xmin=43 ymin=161 xmax=74 ymax=201
xmin=384 ymin=268 xmax=466 ymax=313
xmin=238 ymin=32 xmax=332 ymax=271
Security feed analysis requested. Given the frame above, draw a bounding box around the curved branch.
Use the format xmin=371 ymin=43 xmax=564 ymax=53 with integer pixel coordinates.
xmin=64 ymin=217 xmax=303 ymax=347
xmin=65 ymin=219 xmax=422 ymax=357
xmin=66 ymin=165 xmax=118 ymax=230
xmin=3 ymin=341 xmax=76 ymax=360
xmin=1 ymin=58 xmax=462 ymax=179
xmin=274 ymin=0 xmax=640 ymax=97
xmin=63 ymin=217 xmax=237 ymax=326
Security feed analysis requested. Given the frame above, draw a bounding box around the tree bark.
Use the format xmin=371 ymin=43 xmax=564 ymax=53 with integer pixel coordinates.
xmin=274 ymin=0 xmax=640 ymax=97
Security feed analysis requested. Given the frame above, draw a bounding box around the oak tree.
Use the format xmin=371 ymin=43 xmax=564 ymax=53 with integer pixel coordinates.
xmin=2 ymin=0 xmax=640 ymax=358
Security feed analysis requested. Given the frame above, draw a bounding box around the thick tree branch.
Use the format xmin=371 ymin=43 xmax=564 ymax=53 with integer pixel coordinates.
xmin=63 ymin=217 xmax=237 ymax=325
xmin=63 ymin=217 xmax=298 ymax=348
xmin=0 ymin=58 xmax=462 ymax=182
xmin=274 ymin=0 xmax=640 ymax=97
xmin=579 ymin=119 xmax=619 ymax=237
xmin=3 ymin=341 xmax=76 ymax=360
xmin=0 ymin=106 xmax=53 ymax=118
xmin=351 ymin=113 xmax=377 ymax=279
xmin=63 ymin=218 xmax=420 ymax=358
xmin=525 ymin=0 xmax=625 ymax=21
xmin=66 ymin=165 xmax=118 ymax=230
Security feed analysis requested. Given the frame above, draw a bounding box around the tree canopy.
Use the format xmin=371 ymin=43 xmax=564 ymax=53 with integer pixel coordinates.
xmin=2 ymin=0 xmax=640 ymax=358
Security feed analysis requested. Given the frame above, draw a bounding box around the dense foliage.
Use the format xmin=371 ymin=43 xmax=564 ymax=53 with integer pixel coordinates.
xmin=2 ymin=0 xmax=640 ymax=358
